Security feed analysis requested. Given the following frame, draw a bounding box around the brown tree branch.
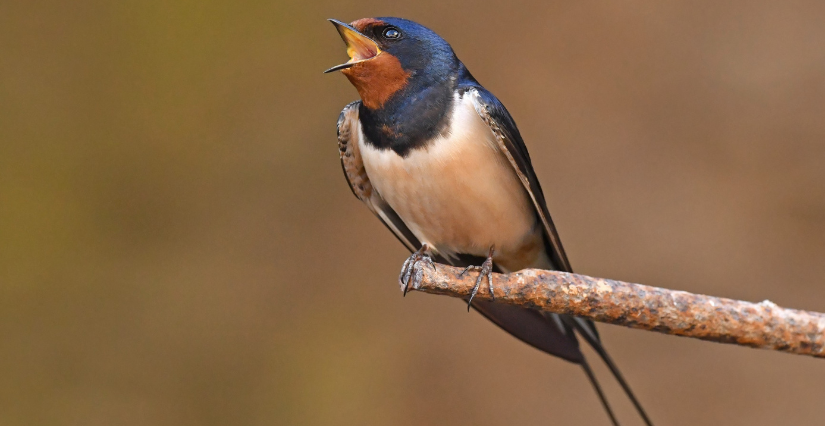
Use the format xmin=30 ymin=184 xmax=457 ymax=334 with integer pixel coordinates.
xmin=405 ymin=262 xmax=825 ymax=358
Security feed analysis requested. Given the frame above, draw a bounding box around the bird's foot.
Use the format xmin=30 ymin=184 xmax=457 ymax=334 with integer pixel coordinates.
xmin=458 ymin=246 xmax=495 ymax=310
xmin=399 ymin=243 xmax=436 ymax=295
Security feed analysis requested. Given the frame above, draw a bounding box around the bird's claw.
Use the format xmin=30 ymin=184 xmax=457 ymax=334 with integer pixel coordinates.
xmin=399 ymin=244 xmax=435 ymax=295
xmin=463 ymin=247 xmax=495 ymax=311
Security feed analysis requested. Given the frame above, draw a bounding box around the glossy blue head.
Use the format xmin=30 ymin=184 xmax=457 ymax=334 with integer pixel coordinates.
xmin=326 ymin=17 xmax=461 ymax=110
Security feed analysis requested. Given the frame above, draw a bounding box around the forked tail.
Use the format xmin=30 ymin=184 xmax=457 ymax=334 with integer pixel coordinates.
xmin=567 ymin=318 xmax=654 ymax=426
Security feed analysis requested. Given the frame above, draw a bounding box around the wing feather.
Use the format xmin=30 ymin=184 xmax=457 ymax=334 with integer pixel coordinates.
xmin=465 ymin=86 xmax=653 ymax=425
xmin=465 ymin=87 xmax=602 ymax=341
xmin=467 ymin=88 xmax=572 ymax=273
xmin=337 ymin=102 xmax=420 ymax=252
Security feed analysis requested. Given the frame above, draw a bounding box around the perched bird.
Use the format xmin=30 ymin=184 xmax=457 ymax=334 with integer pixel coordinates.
xmin=326 ymin=17 xmax=652 ymax=425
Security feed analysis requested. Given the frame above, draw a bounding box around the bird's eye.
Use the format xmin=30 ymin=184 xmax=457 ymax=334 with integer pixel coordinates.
xmin=382 ymin=27 xmax=401 ymax=39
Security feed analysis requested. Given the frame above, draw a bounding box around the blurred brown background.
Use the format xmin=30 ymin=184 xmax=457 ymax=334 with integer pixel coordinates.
xmin=2 ymin=1 xmax=824 ymax=425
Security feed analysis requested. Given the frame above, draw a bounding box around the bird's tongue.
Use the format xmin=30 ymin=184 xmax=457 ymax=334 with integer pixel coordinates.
xmin=347 ymin=41 xmax=378 ymax=62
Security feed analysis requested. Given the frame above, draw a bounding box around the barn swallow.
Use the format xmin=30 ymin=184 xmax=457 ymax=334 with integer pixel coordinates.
xmin=327 ymin=17 xmax=653 ymax=426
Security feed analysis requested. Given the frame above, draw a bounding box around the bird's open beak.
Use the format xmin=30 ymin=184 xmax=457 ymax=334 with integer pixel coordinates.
xmin=324 ymin=19 xmax=382 ymax=73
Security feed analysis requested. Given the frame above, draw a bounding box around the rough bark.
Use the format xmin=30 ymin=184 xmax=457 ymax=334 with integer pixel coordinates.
xmin=405 ymin=263 xmax=825 ymax=359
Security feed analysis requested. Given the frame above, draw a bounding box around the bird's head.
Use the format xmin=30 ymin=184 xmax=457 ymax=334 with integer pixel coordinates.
xmin=325 ymin=17 xmax=459 ymax=110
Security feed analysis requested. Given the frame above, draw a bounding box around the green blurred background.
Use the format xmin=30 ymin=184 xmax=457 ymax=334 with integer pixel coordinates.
xmin=2 ymin=1 xmax=824 ymax=425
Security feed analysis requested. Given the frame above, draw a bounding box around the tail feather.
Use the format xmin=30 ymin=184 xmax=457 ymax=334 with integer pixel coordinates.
xmin=434 ymin=252 xmax=651 ymax=425
xmin=580 ymin=358 xmax=620 ymax=426
xmin=569 ymin=319 xmax=654 ymax=426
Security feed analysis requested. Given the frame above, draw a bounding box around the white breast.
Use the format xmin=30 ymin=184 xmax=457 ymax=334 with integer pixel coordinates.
xmin=359 ymin=93 xmax=546 ymax=270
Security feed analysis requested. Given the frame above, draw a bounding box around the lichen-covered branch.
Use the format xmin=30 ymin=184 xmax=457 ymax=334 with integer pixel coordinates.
xmin=405 ymin=263 xmax=825 ymax=359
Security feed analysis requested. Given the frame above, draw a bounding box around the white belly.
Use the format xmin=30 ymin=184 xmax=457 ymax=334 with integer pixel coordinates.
xmin=359 ymin=94 xmax=545 ymax=269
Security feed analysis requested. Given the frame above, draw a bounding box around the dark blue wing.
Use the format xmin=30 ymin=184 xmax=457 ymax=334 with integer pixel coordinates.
xmin=460 ymin=79 xmax=653 ymax=426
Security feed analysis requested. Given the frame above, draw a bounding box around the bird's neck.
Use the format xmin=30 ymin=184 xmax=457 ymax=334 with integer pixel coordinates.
xmin=342 ymin=53 xmax=411 ymax=110
xmin=359 ymin=75 xmax=457 ymax=157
